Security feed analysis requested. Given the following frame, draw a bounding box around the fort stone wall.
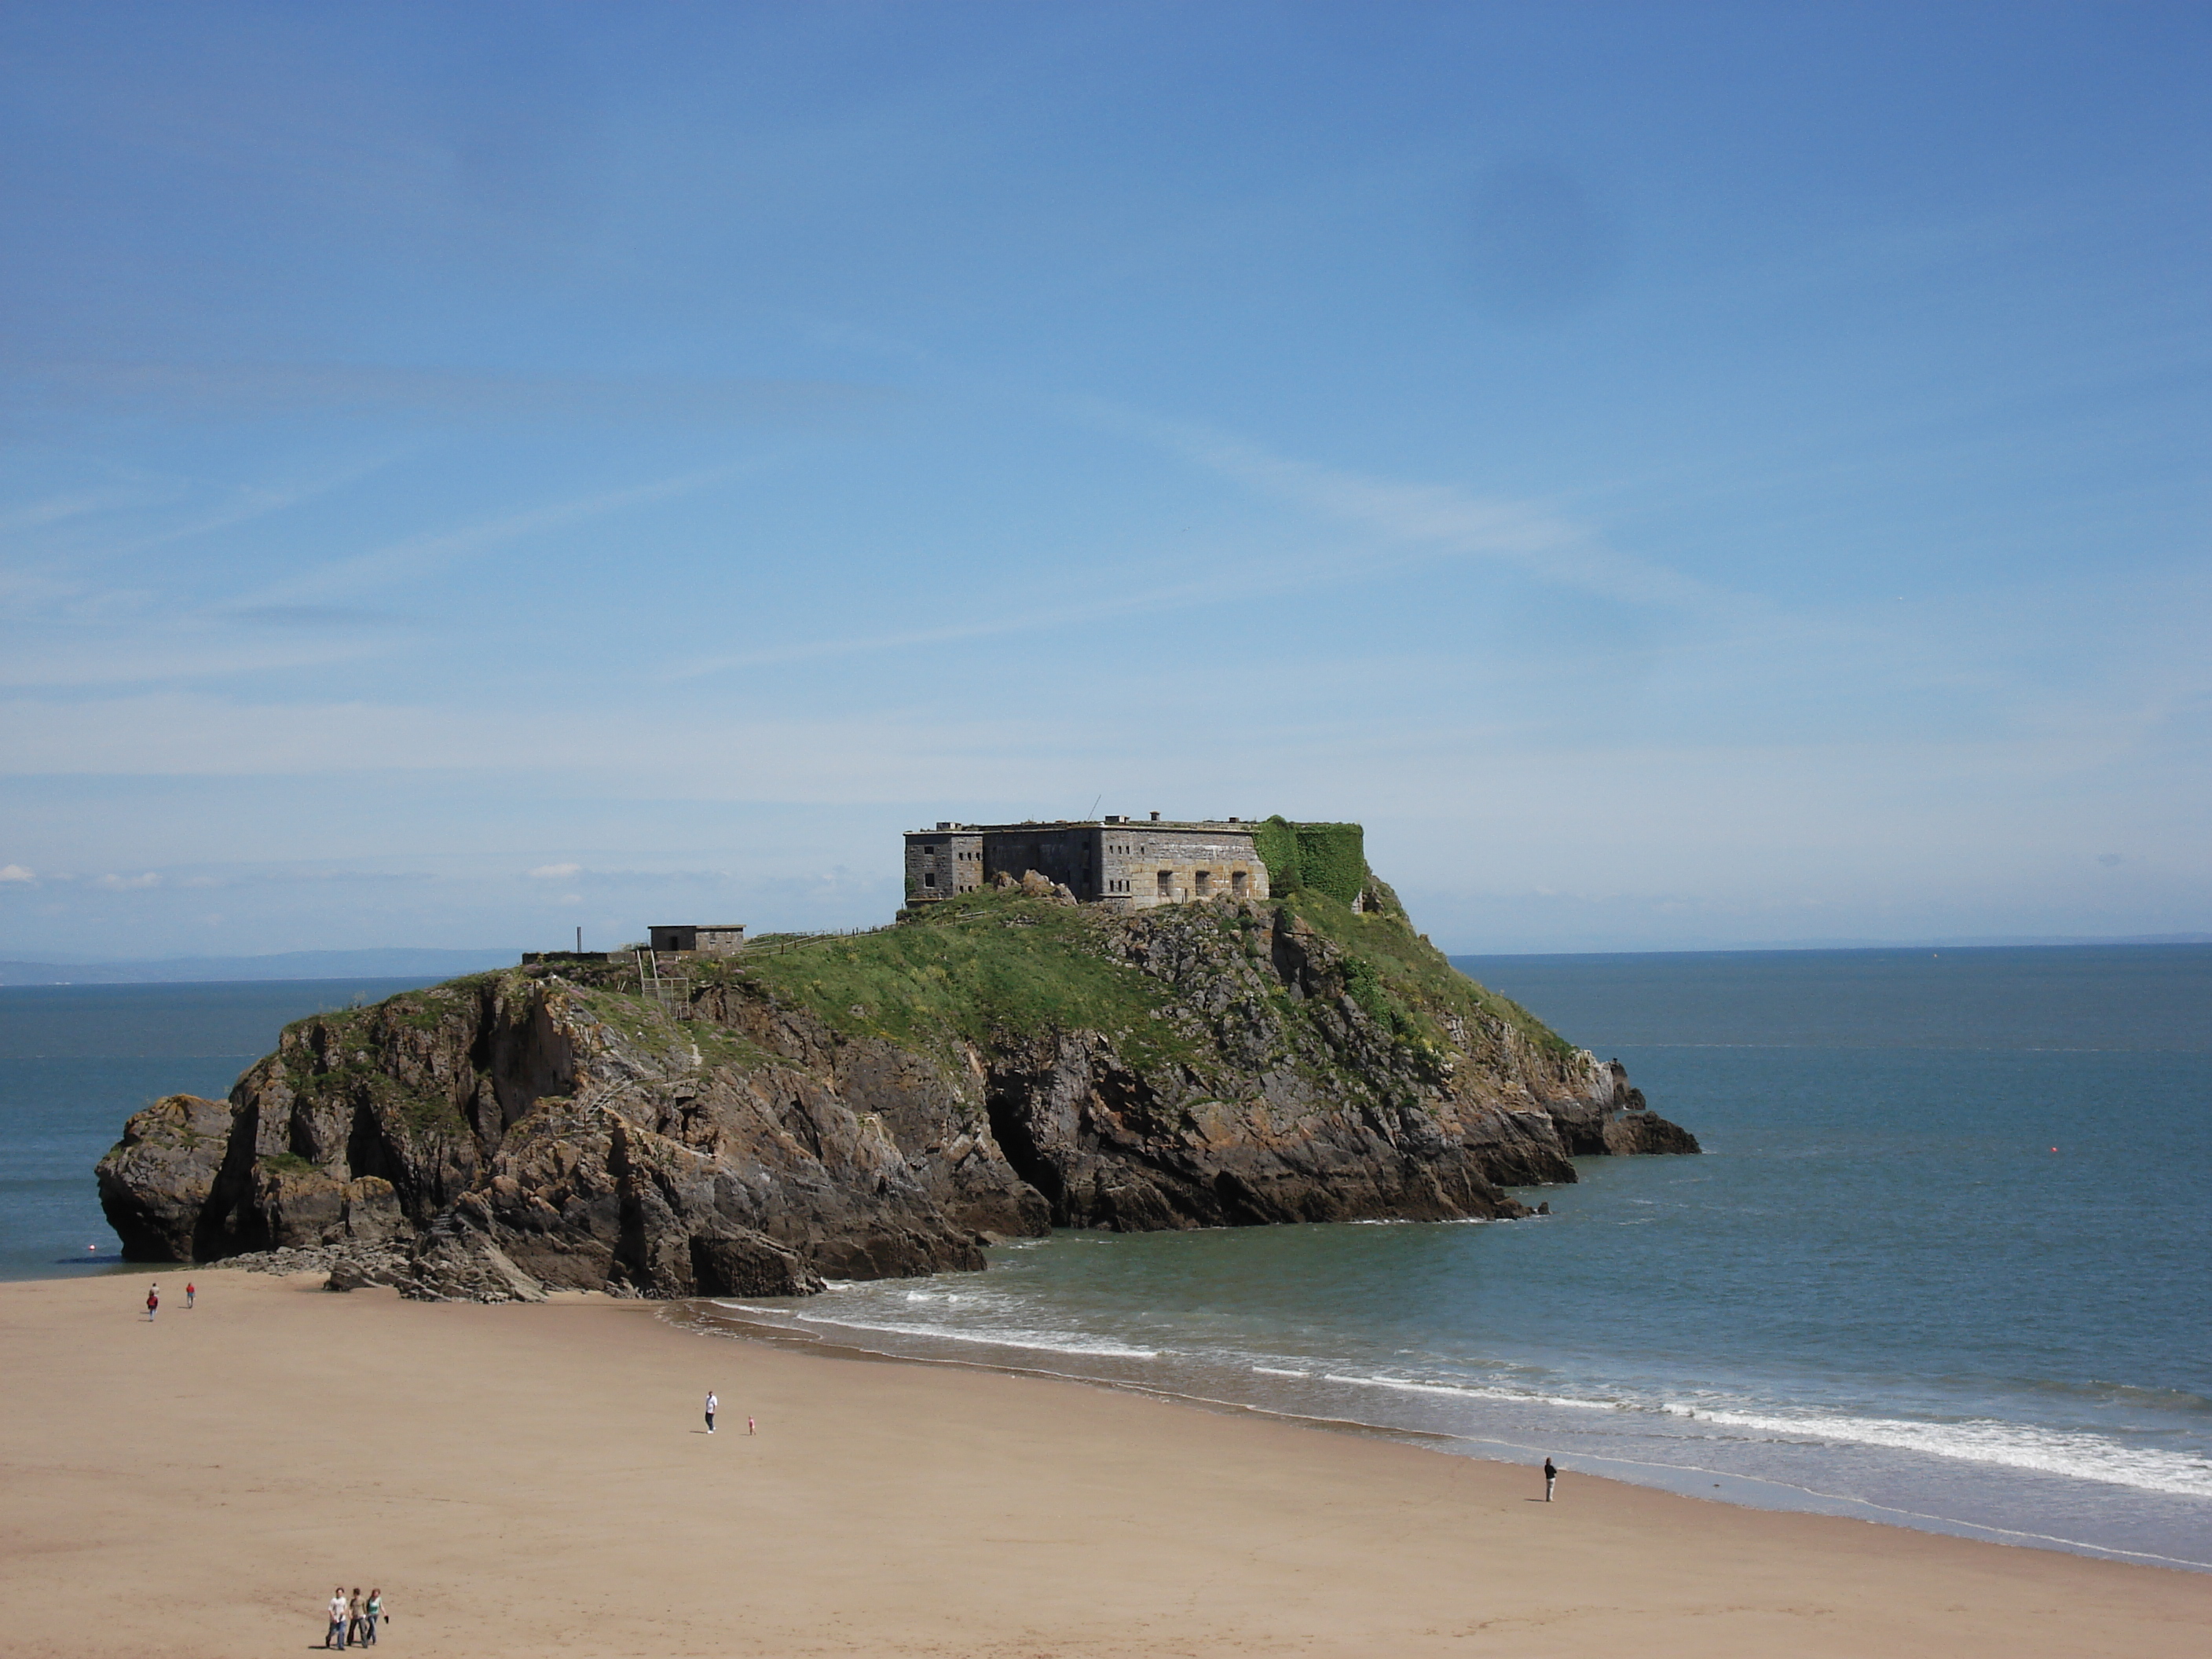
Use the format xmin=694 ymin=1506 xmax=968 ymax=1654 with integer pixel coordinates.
xmin=904 ymin=826 xmax=984 ymax=899
xmin=906 ymin=816 xmax=1269 ymax=910
xmin=1097 ymin=821 xmax=1269 ymax=908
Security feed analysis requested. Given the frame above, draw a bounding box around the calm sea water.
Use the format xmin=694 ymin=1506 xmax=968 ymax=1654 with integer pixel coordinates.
xmin=0 ymin=979 xmax=452 ymax=1280
xmin=676 ymin=945 xmax=2212 ymax=1571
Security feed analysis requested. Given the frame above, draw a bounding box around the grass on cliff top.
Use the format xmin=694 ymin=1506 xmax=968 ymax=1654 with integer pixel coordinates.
xmin=720 ymin=891 xmax=1199 ymax=1068
xmin=726 ymin=885 xmax=1577 ymax=1068
xmin=273 ymin=972 xmax=505 ymax=1045
xmin=1279 ymin=888 xmax=1580 ymax=1061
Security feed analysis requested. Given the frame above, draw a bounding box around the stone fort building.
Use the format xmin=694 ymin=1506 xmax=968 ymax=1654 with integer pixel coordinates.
xmin=905 ymin=814 xmax=1271 ymax=910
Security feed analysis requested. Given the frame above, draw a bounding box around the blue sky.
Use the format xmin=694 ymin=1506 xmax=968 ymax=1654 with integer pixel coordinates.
xmin=1 ymin=2 xmax=2205 ymax=956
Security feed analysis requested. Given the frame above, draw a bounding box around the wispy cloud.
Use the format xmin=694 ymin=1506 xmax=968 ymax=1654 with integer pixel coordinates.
xmin=10 ymin=361 xmax=889 ymax=428
xmin=675 ymin=406 xmax=1732 ymax=678
xmin=671 ymin=559 xmax=1285 ymax=676
xmin=1101 ymin=406 xmax=1732 ymax=612
xmin=241 ymin=459 xmax=759 ymax=607
xmin=0 ymin=493 xmax=112 ymax=533
xmin=1 ymin=458 xmax=757 ymax=689
xmin=219 ymin=604 xmax=420 ymax=629
xmin=0 ymin=635 xmax=389 ymax=691
xmin=0 ymin=455 xmax=409 ymax=601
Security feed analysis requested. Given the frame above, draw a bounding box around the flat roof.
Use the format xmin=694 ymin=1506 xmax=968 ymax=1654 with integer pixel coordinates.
xmin=907 ymin=819 xmax=1257 ymax=834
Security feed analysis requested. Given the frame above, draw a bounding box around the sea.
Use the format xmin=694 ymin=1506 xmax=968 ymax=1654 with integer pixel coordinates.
xmin=5 ymin=949 xmax=2208 ymax=1568
xmin=0 ymin=978 xmax=451 ymax=1280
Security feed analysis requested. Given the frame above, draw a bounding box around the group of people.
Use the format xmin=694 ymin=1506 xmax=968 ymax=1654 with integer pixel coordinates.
xmin=324 ymin=1587 xmax=383 ymax=1648
xmin=141 ymin=1280 xmax=195 ymax=1320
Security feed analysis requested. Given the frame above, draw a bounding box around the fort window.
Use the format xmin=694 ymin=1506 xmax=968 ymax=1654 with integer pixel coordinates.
xmin=1194 ymin=870 xmax=1210 ymax=895
xmin=923 ymin=872 xmax=936 ymax=888
xmin=1231 ymin=870 xmax=1247 ymax=894
xmin=1157 ymin=870 xmax=1172 ymax=895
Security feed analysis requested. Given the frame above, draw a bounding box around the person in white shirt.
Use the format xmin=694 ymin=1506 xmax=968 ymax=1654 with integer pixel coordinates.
xmin=704 ymin=1390 xmax=717 ymax=1434
xmin=326 ymin=1588 xmax=350 ymax=1648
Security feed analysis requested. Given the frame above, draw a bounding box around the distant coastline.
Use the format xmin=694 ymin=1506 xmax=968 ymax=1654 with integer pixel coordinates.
xmin=0 ymin=947 xmax=520 ymax=987
xmin=2 ymin=934 xmax=2205 ymax=988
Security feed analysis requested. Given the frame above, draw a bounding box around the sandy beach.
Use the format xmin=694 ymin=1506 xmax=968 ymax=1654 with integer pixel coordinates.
xmin=1 ymin=1269 xmax=2204 ymax=1658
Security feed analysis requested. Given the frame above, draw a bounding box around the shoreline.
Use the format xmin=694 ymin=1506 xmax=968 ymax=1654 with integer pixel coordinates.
xmin=5 ymin=1268 xmax=2207 ymax=1658
xmin=674 ymin=1298 xmax=2212 ymax=1574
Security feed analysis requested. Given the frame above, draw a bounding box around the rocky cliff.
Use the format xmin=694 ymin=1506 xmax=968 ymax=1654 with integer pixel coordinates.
xmin=97 ymin=882 xmax=1697 ymax=1299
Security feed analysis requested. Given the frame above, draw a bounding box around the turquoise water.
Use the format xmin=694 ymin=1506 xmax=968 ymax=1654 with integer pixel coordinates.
xmin=682 ymin=946 xmax=2212 ymax=1570
xmin=0 ymin=979 xmax=453 ymax=1279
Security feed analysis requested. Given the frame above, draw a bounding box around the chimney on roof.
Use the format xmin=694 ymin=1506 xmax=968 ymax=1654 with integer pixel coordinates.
xmin=1149 ymin=811 xmax=1160 ymax=822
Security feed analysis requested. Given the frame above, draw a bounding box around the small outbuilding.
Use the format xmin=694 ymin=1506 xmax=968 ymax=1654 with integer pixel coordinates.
xmin=647 ymin=924 xmax=746 ymax=956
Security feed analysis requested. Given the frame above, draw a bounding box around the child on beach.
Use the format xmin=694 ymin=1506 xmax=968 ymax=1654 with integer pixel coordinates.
xmin=145 ymin=1284 xmax=158 ymax=1321
xmin=185 ymin=1281 xmax=195 ymax=1309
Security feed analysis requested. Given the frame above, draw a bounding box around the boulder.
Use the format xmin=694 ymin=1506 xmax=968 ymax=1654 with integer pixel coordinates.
xmin=402 ymin=1229 xmax=547 ymax=1303
xmin=690 ymin=1228 xmax=826 ymax=1297
xmin=95 ymin=1095 xmax=233 ymax=1261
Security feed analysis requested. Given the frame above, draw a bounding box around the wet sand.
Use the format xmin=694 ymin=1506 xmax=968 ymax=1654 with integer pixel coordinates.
xmin=2 ymin=1267 xmax=2204 ymax=1657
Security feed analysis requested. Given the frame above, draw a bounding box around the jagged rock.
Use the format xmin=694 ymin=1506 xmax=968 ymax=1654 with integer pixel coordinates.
xmin=96 ymin=884 xmax=1697 ymax=1299
xmin=324 ymin=1249 xmax=410 ymax=1292
xmin=690 ymin=1227 xmax=826 ymax=1297
xmin=1604 ymin=1111 xmax=1703 ymax=1155
xmin=215 ymin=1241 xmax=407 ymax=1286
xmin=401 ymin=1229 xmax=547 ymax=1303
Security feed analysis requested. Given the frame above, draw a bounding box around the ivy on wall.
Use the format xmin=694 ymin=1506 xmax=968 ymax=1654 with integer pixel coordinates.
xmin=1254 ymin=816 xmax=1368 ymax=906
xmin=1292 ymin=822 xmax=1367 ymax=906
xmin=1252 ymin=815 xmax=1302 ymax=895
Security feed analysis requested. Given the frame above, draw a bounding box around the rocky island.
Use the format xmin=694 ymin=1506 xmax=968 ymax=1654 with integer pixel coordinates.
xmin=97 ymin=827 xmax=1696 ymax=1301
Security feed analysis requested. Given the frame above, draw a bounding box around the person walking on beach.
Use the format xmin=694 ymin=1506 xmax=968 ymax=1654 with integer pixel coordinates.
xmin=362 ymin=1588 xmax=383 ymax=1645
xmin=1543 ymin=1458 xmax=1558 ymax=1502
xmin=145 ymin=1284 xmax=158 ymax=1321
xmin=747 ymin=1415 xmax=755 ymax=1435
xmin=705 ymin=1390 xmax=717 ymax=1434
xmin=347 ymin=1588 xmax=366 ymax=1645
xmin=325 ymin=1587 xmax=349 ymax=1648
xmin=185 ymin=1280 xmax=195 ymax=1309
